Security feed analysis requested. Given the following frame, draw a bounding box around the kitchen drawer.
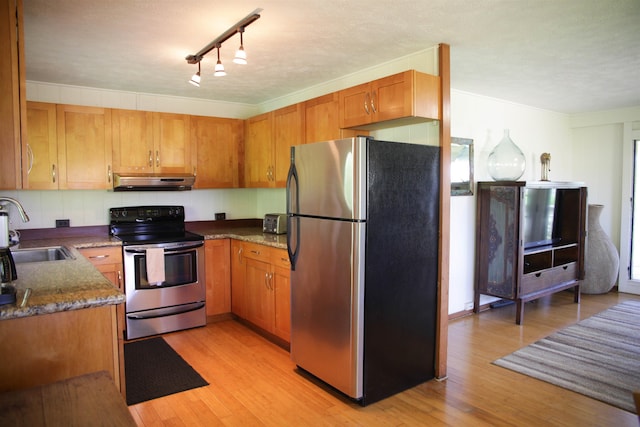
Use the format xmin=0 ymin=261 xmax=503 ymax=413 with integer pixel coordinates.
xmin=520 ymin=262 xmax=577 ymax=295
xmin=79 ymin=246 xmax=123 ymax=266
xmin=242 ymin=242 xmax=271 ymax=262
xmin=270 ymin=248 xmax=290 ymax=269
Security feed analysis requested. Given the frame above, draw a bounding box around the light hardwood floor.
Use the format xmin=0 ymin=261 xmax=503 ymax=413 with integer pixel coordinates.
xmin=128 ymin=291 xmax=640 ymax=426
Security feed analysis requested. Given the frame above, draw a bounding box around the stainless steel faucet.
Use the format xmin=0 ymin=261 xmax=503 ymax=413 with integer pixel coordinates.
xmin=0 ymin=197 xmax=30 ymax=222
xmin=0 ymin=197 xmax=30 ymax=248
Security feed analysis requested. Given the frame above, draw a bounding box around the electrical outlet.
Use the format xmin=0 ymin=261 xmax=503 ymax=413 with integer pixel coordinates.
xmin=464 ymin=302 xmax=474 ymax=311
xmin=55 ymin=219 xmax=70 ymax=228
xmin=215 ymin=212 xmax=226 ymax=220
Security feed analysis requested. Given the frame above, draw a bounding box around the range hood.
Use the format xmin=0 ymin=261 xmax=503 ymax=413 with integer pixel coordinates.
xmin=113 ymin=174 xmax=195 ymax=191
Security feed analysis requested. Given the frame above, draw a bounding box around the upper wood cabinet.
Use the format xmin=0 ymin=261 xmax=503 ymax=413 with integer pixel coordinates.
xmin=24 ymin=102 xmax=57 ymax=189
xmin=339 ymin=70 xmax=440 ymax=130
xmin=244 ymin=103 xmax=304 ymax=188
xmin=244 ymin=112 xmax=272 ymax=187
xmin=112 ymin=110 xmax=192 ymax=175
xmin=0 ymin=0 xmax=25 ymax=190
xmin=304 ymin=93 xmax=364 ymax=144
xmin=111 ymin=109 xmax=154 ymax=174
xmin=56 ymin=104 xmax=113 ymax=189
xmin=153 ymin=113 xmax=192 ymax=174
xmin=191 ymin=115 xmax=243 ymax=188
xmin=272 ymin=103 xmax=304 ymax=186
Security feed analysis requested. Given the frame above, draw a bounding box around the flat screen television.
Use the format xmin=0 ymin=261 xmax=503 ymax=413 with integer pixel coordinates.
xmin=523 ymin=187 xmax=561 ymax=249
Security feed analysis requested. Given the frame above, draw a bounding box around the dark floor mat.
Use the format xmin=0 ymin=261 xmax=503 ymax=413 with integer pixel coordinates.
xmin=124 ymin=337 xmax=208 ymax=405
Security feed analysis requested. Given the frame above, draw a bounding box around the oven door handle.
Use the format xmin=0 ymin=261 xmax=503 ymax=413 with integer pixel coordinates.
xmin=126 ymin=302 xmax=205 ymax=320
xmin=124 ymin=242 xmax=204 ymax=254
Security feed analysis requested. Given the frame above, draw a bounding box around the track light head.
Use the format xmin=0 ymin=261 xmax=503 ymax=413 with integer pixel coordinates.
xmin=234 ymin=29 xmax=247 ymax=65
xmin=189 ymin=62 xmax=201 ymax=86
xmin=214 ymin=46 xmax=226 ymax=77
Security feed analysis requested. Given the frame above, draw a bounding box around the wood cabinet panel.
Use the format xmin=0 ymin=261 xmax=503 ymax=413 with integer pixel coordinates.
xmin=153 ymin=112 xmax=192 ymax=174
xmin=244 ymin=112 xmax=273 ymax=187
xmin=0 ymin=306 xmax=119 ymax=392
xmin=231 ymin=240 xmax=291 ymax=342
xmin=339 ymin=70 xmax=440 ymax=130
xmin=245 ymin=257 xmax=273 ymax=332
xmin=271 ymin=248 xmax=291 ymax=341
xmin=272 ymin=103 xmax=304 ymax=186
xmin=205 ymin=239 xmax=231 ymax=316
xmin=231 ymin=239 xmax=245 ymax=317
xmin=56 ymin=104 xmax=113 ymax=189
xmin=191 ymin=116 xmax=242 ymax=188
xmin=245 ymin=104 xmax=304 ymax=188
xmin=0 ymin=0 xmax=24 ymax=190
xmin=24 ymin=101 xmax=57 ymax=189
xmin=112 ymin=109 xmax=154 ymax=174
xmin=305 ymin=92 xmax=364 ymax=143
xmin=78 ymin=246 xmax=123 ymax=289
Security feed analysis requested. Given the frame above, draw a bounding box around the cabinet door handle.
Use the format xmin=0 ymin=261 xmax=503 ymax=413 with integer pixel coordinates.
xmin=364 ymin=92 xmax=371 ymax=114
xmin=238 ymin=247 xmax=243 ymax=264
xmin=107 ymin=165 xmax=112 ymax=183
xmin=27 ymin=144 xmax=34 ymax=174
xmin=370 ymin=91 xmax=377 ymax=113
xmin=148 ymin=150 xmax=153 ymax=167
xmin=89 ymin=254 xmax=109 ymax=260
xmin=156 ymin=150 xmax=160 ymax=167
xmin=265 ymin=272 xmax=270 ymax=289
xmin=52 ymin=164 xmax=56 ymax=183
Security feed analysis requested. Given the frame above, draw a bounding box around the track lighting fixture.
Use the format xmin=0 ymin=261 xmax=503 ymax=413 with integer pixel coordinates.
xmin=214 ymin=45 xmax=226 ymax=77
xmin=233 ymin=28 xmax=247 ymax=65
xmin=189 ymin=62 xmax=201 ymax=86
xmin=185 ymin=8 xmax=262 ymax=86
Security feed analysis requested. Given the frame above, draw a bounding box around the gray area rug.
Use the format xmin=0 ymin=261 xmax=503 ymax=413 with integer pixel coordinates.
xmin=493 ymin=300 xmax=640 ymax=413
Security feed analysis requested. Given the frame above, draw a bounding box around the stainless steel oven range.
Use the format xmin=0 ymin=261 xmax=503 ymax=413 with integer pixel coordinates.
xmin=109 ymin=206 xmax=205 ymax=340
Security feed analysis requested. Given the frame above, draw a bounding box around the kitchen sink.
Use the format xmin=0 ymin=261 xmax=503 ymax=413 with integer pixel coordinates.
xmin=11 ymin=246 xmax=75 ymax=263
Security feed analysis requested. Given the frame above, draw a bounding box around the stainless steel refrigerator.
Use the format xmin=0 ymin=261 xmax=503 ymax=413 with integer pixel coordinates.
xmin=287 ymin=136 xmax=440 ymax=405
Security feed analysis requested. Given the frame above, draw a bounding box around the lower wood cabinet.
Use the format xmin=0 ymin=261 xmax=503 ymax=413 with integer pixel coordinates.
xmin=204 ymin=239 xmax=231 ymax=317
xmin=78 ymin=245 xmax=125 ymax=396
xmin=78 ymin=246 xmax=123 ymax=289
xmin=231 ymin=240 xmax=291 ymax=343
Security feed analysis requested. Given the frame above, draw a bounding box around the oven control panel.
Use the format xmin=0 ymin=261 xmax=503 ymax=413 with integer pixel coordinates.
xmin=110 ymin=206 xmax=185 ymax=223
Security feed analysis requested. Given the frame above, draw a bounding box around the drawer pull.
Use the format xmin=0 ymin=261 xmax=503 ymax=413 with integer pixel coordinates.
xmin=251 ymin=250 xmax=261 ymax=255
xmin=89 ymin=255 xmax=109 ymax=260
xmin=535 ymin=272 xmax=542 ymax=277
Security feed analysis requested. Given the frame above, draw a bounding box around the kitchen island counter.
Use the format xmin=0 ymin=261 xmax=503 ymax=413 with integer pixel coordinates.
xmin=3 ymin=220 xmax=284 ymax=321
xmin=0 ymin=243 xmax=124 ymax=321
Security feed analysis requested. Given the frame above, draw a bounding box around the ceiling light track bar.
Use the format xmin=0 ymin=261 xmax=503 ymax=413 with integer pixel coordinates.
xmin=186 ymin=8 xmax=263 ymax=64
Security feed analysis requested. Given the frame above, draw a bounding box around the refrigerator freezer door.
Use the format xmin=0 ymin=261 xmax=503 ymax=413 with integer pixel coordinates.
xmin=290 ymin=137 xmax=367 ymax=221
xmin=290 ymin=216 xmax=365 ymax=399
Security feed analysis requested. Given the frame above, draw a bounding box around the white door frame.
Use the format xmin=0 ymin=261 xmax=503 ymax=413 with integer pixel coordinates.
xmin=619 ymin=123 xmax=640 ymax=294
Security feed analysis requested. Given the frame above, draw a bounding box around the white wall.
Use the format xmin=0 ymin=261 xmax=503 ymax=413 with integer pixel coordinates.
xmin=447 ymin=90 xmax=573 ymax=314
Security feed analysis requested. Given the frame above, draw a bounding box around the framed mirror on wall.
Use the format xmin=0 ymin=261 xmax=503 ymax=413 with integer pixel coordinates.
xmin=451 ymin=137 xmax=474 ymax=196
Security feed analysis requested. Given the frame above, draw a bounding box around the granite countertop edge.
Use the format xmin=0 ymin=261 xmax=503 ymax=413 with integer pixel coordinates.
xmin=1 ymin=224 xmax=286 ymax=321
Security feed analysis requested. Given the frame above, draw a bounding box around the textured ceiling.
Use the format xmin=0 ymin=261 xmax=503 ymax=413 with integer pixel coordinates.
xmin=23 ymin=0 xmax=640 ymax=114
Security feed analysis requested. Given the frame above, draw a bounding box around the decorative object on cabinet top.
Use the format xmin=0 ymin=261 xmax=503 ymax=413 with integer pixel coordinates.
xmin=487 ymin=129 xmax=526 ymax=181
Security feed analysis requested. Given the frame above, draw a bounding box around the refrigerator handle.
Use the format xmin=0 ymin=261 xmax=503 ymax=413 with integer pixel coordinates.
xmin=286 ymin=151 xmax=300 ymax=271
